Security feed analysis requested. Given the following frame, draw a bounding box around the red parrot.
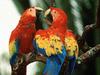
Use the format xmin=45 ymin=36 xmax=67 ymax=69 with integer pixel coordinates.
xmin=45 ymin=8 xmax=79 ymax=75
xmin=33 ymin=7 xmax=79 ymax=75
xmin=33 ymin=7 xmax=67 ymax=75
xmin=9 ymin=7 xmax=43 ymax=66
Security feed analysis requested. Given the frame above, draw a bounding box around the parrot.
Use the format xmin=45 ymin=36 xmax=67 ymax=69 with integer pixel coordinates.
xmin=33 ymin=7 xmax=68 ymax=75
xmin=45 ymin=8 xmax=79 ymax=75
xmin=33 ymin=7 xmax=79 ymax=75
xmin=9 ymin=7 xmax=43 ymax=71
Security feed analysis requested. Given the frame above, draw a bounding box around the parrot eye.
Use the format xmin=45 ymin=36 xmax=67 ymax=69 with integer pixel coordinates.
xmin=54 ymin=11 xmax=56 ymax=13
xmin=29 ymin=8 xmax=34 ymax=12
xmin=29 ymin=9 xmax=32 ymax=11
xmin=52 ymin=10 xmax=57 ymax=14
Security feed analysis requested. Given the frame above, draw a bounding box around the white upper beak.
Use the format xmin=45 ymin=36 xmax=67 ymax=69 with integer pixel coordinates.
xmin=44 ymin=9 xmax=51 ymax=17
xmin=34 ymin=7 xmax=43 ymax=11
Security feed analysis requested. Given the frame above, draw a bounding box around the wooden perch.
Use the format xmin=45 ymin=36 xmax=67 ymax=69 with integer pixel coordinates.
xmin=77 ymin=44 xmax=100 ymax=64
xmin=11 ymin=56 xmax=27 ymax=75
xmin=35 ymin=55 xmax=46 ymax=63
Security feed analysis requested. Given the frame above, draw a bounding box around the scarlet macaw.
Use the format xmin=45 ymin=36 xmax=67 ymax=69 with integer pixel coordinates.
xmin=9 ymin=7 xmax=43 ymax=67
xmin=33 ymin=7 xmax=67 ymax=75
xmin=33 ymin=7 xmax=79 ymax=75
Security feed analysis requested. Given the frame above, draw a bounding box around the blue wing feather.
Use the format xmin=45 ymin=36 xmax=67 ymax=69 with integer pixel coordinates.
xmin=33 ymin=39 xmax=46 ymax=55
xmin=43 ymin=46 xmax=67 ymax=75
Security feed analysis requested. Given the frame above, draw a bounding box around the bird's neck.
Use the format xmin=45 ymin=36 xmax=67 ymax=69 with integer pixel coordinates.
xmin=17 ymin=19 xmax=35 ymax=29
xmin=50 ymin=18 xmax=67 ymax=33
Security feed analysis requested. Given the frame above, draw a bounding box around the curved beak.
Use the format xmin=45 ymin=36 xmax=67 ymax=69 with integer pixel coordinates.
xmin=44 ymin=8 xmax=51 ymax=17
xmin=34 ymin=7 xmax=43 ymax=11
xmin=44 ymin=9 xmax=52 ymax=26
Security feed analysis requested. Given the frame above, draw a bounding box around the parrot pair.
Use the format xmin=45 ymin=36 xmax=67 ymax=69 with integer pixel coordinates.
xmin=33 ymin=7 xmax=79 ymax=75
xmin=9 ymin=6 xmax=79 ymax=75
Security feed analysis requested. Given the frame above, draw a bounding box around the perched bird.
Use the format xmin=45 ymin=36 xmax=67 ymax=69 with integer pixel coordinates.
xmin=33 ymin=7 xmax=79 ymax=75
xmin=9 ymin=7 xmax=43 ymax=72
xmin=33 ymin=7 xmax=68 ymax=75
xmin=44 ymin=8 xmax=79 ymax=75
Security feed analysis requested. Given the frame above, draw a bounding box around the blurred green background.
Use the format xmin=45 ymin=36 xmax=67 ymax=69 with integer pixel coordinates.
xmin=0 ymin=0 xmax=100 ymax=75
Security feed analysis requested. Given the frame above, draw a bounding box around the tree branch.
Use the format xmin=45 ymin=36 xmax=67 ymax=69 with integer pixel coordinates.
xmin=77 ymin=44 xmax=100 ymax=64
xmin=77 ymin=0 xmax=100 ymax=50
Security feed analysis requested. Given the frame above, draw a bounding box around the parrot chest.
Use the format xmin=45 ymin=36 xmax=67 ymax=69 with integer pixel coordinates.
xmin=35 ymin=30 xmax=64 ymax=56
xmin=49 ymin=27 xmax=66 ymax=43
xmin=18 ymin=26 xmax=35 ymax=54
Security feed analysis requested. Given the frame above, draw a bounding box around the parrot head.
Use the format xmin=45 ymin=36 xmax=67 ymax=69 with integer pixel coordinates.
xmin=20 ymin=7 xmax=43 ymax=24
xmin=44 ymin=7 xmax=68 ymax=27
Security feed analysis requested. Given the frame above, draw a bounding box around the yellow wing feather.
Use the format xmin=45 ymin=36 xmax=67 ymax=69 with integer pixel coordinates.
xmin=9 ymin=40 xmax=17 ymax=57
xmin=65 ymin=36 xmax=79 ymax=58
xmin=35 ymin=35 xmax=63 ymax=56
